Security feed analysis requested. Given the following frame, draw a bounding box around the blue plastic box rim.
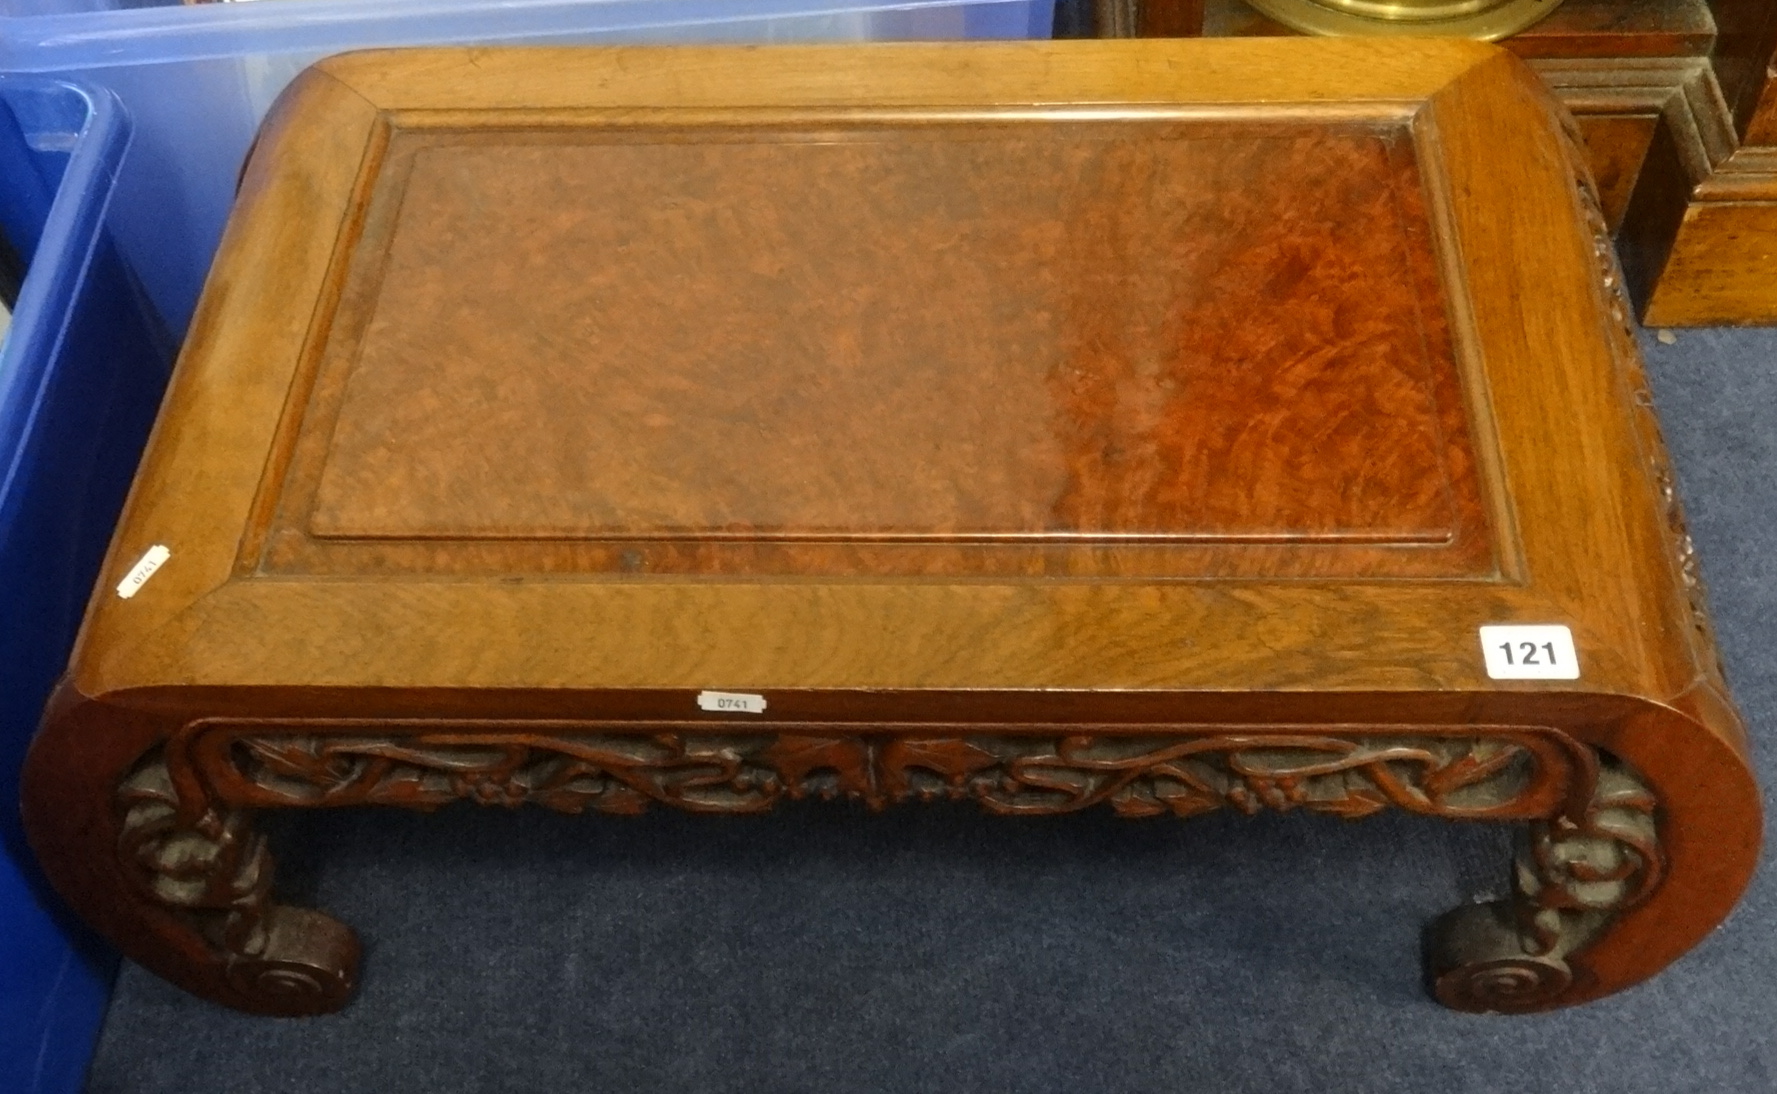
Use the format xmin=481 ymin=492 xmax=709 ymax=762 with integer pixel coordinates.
xmin=1 ymin=0 xmax=1055 ymax=69
xmin=0 ymin=72 xmax=142 ymax=1094
xmin=1 ymin=77 xmax=125 ymax=513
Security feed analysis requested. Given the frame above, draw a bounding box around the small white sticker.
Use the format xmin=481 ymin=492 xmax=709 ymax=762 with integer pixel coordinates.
xmin=697 ymin=690 xmax=767 ymax=714
xmin=1479 ymin=624 xmax=1579 ymax=680
xmin=115 ymin=545 xmax=170 ymax=599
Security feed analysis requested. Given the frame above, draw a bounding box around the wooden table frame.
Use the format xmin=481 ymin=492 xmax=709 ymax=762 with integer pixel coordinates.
xmin=21 ymin=42 xmax=1760 ymax=1018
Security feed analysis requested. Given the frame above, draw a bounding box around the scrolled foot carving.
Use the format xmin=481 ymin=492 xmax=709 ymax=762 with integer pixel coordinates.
xmin=117 ymin=756 xmax=360 ymax=1016
xmin=1428 ymin=902 xmax=1575 ymax=1012
xmin=1425 ymin=751 xmax=1663 ymax=1013
xmin=221 ymin=906 xmax=360 ymax=1011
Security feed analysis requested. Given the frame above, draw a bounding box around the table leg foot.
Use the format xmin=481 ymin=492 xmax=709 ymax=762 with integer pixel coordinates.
xmin=1426 ymin=901 xmax=1575 ymax=1012
xmin=116 ymin=757 xmax=360 ymax=1016
xmin=1424 ymin=755 xmax=1662 ymax=1013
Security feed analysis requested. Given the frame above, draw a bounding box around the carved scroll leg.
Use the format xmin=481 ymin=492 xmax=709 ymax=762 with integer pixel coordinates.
xmin=117 ymin=757 xmax=360 ymax=1016
xmin=1424 ymin=756 xmax=1662 ymax=1013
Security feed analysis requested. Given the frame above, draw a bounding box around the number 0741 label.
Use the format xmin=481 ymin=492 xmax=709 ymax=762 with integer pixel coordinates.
xmin=1479 ymin=624 xmax=1580 ymax=680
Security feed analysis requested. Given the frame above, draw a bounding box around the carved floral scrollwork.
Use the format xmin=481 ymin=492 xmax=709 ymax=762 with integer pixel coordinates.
xmin=1555 ymin=112 xmax=1727 ymax=686
xmin=218 ymin=735 xmax=789 ymax=815
xmin=190 ymin=729 xmax=1581 ymax=823
xmin=118 ymin=721 xmax=1665 ymax=1016
xmin=932 ymin=734 xmax=1568 ymax=820
xmin=1517 ymin=762 xmax=1663 ymax=956
xmin=118 ymin=762 xmax=273 ymax=953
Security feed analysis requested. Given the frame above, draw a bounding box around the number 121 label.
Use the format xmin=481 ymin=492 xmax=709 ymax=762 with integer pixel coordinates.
xmin=1479 ymin=624 xmax=1580 ymax=680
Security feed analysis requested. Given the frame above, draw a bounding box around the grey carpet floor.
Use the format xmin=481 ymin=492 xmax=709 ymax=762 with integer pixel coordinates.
xmin=85 ymin=327 xmax=1777 ymax=1094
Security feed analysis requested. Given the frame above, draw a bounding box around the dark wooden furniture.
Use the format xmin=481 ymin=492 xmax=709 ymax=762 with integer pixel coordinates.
xmin=22 ymin=41 xmax=1759 ymax=1018
xmin=1099 ymin=0 xmax=1777 ymax=325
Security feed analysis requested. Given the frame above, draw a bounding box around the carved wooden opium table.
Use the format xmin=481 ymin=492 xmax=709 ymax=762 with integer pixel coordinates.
xmin=22 ymin=41 xmax=1760 ymax=1018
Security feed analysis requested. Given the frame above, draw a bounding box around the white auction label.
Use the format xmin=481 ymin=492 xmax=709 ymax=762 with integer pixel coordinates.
xmin=697 ymin=690 xmax=767 ymax=714
xmin=1479 ymin=624 xmax=1580 ymax=680
xmin=115 ymin=545 xmax=170 ymax=599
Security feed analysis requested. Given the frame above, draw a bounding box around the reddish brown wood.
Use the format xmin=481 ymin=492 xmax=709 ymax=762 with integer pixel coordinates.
xmin=1614 ymin=114 xmax=1695 ymax=316
xmin=21 ymin=42 xmax=1759 ymax=1020
xmin=1185 ymin=1 xmax=1777 ymax=323
xmin=267 ymin=121 xmax=1486 ymax=579
xmin=1575 ymin=113 xmax=1661 ymax=231
xmin=1706 ymin=0 xmax=1777 ymax=138
xmin=1137 ymin=0 xmax=1205 ymax=36
xmin=1503 ymin=0 xmax=1715 ymax=60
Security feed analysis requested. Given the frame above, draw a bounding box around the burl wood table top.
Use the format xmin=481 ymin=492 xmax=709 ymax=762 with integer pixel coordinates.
xmin=23 ymin=41 xmax=1759 ymax=1020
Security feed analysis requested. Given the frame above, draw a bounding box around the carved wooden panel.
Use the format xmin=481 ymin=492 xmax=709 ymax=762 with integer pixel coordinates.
xmin=119 ymin=720 xmax=1663 ymax=1016
xmin=181 ymin=721 xmax=1581 ymax=818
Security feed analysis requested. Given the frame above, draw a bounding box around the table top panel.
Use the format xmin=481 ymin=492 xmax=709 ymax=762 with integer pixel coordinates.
xmin=265 ymin=117 xmax=1490 ymax=579
xmin=72 ymin=41 xmax=1716 ymax=700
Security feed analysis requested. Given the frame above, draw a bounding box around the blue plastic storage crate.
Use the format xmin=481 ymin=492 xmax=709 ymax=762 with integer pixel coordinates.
xmin=0 ymin=75 xmax=173 ymax=1094
xmin=0 ymin=0 xmax=1055 ymax=336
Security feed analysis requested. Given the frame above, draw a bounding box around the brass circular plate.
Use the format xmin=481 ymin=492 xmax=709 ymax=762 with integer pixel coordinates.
xmin=1243 ymin=0 xmax=1564 ymax=40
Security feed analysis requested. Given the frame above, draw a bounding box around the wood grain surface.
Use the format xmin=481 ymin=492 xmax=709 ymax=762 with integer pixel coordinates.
xmin=21 ymin=41 xmax=1758 ymax=1021
xmin=1181 ymin=0 xmax=1777 ymax=323
xmin=268 ymin=119 xmax=1485 ymax=578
